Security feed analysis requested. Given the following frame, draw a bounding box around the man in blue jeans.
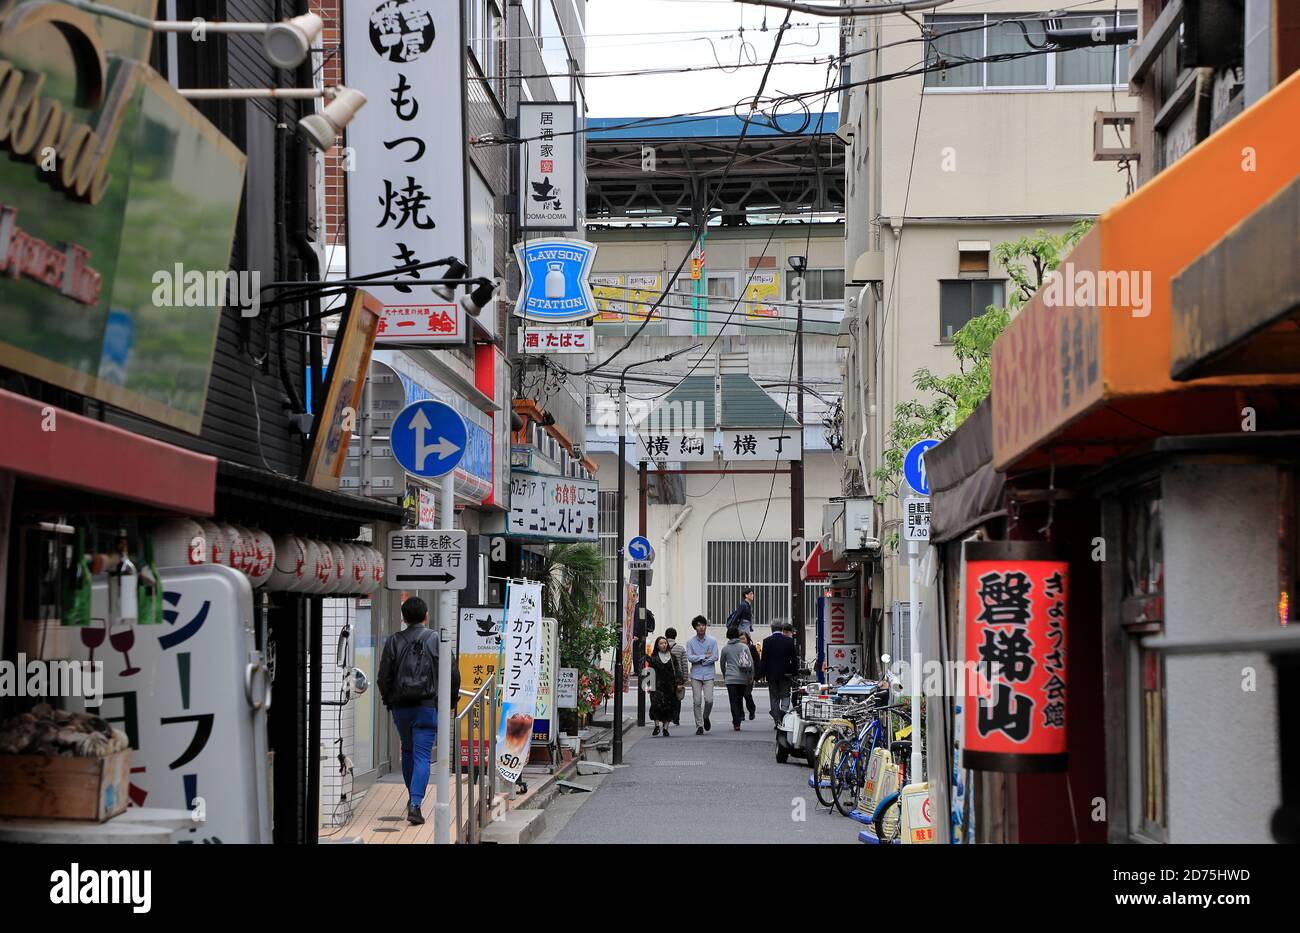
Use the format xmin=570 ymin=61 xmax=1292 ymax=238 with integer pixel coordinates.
xmin=377 ymin=596 xmax=459 ymax=825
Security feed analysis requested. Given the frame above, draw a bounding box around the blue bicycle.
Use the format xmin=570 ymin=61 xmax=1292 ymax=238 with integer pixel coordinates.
xmin=830 ymin=704 xmax=910 ymax=818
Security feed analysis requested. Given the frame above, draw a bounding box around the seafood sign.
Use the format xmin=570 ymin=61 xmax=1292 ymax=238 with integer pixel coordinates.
xmin=495 ymin=580 xmax=544 ymax=784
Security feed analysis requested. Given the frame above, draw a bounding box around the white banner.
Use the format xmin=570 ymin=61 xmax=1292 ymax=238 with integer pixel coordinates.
xmin=519 ymin=101 xmax=577 ymax=230
xmin=343 ymin=0 xmax=468 ymax=341
xmin=496 ymin=581 xmax=543 ymax=783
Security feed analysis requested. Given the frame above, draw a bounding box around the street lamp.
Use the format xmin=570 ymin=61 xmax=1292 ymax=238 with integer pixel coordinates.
xmin=613 ymin=343 xmax=700 ymax=764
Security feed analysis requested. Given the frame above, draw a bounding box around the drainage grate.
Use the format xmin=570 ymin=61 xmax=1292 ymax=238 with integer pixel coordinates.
xmin=654 ymin=759 xmax=706 ymax=766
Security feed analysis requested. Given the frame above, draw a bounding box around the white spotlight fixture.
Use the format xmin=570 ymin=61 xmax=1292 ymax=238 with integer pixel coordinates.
xmin=263 ymin=13 xmax=324 ymax=69
xmin=459 ymin=280 xmax=498 ymax=318
xmin=434 ymin=259 xmax=468 ymax=302
xmin=298 ymin=87 xmax=368 ymax=152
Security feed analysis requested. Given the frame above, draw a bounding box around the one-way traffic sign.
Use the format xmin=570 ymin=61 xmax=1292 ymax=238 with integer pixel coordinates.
xmin=386 ymin=529 xmax=468 ymax=590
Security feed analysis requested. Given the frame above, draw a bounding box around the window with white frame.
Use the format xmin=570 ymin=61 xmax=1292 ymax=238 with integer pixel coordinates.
xmin=599 ymin=490 xmax=620 ymax=626
xmin=466 ymin=1 xmax=503 ymax=97
xmin=924 ymin=10 xmax=1137 ymax=90
xmin=706 ymin=540 xmax=824 ymax=632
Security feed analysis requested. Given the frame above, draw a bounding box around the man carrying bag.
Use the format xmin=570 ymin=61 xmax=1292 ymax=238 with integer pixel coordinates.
xmin=377 ymin=596 xmax=460 ymax=825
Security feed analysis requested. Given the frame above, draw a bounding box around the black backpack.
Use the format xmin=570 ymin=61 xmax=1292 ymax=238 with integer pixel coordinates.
xmin=391 ymin=626 xmax=438 ymax=704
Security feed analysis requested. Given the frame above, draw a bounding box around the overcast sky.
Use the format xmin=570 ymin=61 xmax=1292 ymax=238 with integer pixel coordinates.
xmin=584 ymin=0 xmax=842 ymax=118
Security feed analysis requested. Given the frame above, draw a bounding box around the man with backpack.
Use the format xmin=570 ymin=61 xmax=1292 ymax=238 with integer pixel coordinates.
xmin=377 ymin=596 xmax=460 ymax=825
xmin=726 ymin=586 xmax=755 ymax=637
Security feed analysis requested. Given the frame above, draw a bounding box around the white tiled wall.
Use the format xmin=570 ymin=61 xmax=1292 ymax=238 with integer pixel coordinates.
xmin=316 ymin=597 xmax=357 ymax=827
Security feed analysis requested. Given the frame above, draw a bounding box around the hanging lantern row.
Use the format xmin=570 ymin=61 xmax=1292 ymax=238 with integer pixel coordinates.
xmin=152 ymin=520 xmax=384 ymax=595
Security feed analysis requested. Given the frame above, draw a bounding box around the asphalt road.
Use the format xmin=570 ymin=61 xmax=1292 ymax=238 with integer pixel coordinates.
xmin=544 ymin=687 xmax=860 ymax=844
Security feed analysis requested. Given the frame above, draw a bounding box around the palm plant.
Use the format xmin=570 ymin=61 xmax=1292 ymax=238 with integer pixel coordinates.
xmin=537 ymin=543 xmax=616 ymax=671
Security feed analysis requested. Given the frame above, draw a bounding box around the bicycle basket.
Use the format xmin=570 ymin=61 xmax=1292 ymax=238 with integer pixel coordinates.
xmin=801 ymin=698 xmax=835 ymax=722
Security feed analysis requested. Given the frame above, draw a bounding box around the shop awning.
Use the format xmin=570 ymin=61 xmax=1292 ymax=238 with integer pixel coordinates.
xmin=0 ymin=387 xmax=216 ymax=515
xmin=926 ymin=398 xmax=1006 ymax=544
xmin=990 ymin=68 xmax=1300 ymax=473
xmin=1170 ymin=175 xmax=1300 ymax=380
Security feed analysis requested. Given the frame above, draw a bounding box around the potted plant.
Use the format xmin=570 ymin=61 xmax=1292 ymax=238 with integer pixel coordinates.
xmin=540 ymin=543 xmax=616 ymax=730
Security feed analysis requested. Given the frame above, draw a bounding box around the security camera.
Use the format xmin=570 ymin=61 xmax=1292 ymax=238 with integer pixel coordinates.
xmin=298 ymin=87 xmax=367 ymax=151
xmin=835 ymin=123 xmax=855 ymax=146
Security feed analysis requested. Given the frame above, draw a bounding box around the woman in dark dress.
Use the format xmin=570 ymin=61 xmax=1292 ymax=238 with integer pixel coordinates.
xmin=647 ymin=636 xmax=682 ymax=737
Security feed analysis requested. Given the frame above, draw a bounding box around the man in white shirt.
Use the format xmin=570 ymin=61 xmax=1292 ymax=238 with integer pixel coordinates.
xmin=685 ymin=615 xmax=718 ymax=735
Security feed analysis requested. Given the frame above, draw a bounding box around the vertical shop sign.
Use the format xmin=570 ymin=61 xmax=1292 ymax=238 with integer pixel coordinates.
xmin=343 ymin=1 xmax=469 ymax=343
xmin=962 ymin=541 xmax=1069 ymax=772
xmin=532 ymin=617 xmax=559 ymax=744
xmin=458 ymin=606 xmax=502 ymax=764
xmin=518 ymin=102 xmax=577 ymax=230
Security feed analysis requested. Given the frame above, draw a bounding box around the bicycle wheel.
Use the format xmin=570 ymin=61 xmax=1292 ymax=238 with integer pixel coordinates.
xmin=832 ymin=742 xmax=863 ymax=817
xmin=812 ymin=731 xmax=839 ymax=810
xmin=873 ymin=792 xmax=902 ymax=844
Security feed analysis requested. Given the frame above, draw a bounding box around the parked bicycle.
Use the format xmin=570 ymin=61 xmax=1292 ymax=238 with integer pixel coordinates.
xmin=829 ymin=703 xmax=911 ymax=818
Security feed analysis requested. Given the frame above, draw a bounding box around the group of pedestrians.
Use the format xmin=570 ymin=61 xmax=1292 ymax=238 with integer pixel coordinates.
xmin=644 ymin=587 xmax=802 ymax=737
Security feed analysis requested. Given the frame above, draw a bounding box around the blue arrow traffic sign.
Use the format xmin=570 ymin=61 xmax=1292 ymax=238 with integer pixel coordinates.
xmin=627 ymin=535 xmax=654 ymax=563
xmin=902 ymin=438 xmax=941 ymax=496
xmin=390 ymin=400 xmax=468 ymax=479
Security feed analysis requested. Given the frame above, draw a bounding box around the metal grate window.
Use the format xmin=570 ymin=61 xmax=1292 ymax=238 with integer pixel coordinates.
xmin=706 ymin=540 xmax=825 ymax=633
xmin=598 ymin=490 xmax=620 ymax=625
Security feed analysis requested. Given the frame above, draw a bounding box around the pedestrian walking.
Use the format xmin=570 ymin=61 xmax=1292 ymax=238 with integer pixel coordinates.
xmin=726 ymin=586 xmax=756 ymax=637
xmin=685 ymin=615 xmax=718 ymax=734
xmin=665 ymin=627 xmax=689 ymax=726
xmin=647 ymin=636 xmax=683 ymax=736
xmin=377 ymin=596 xmax=460 ymax=825
xmin=760 ymin=620 xmax=799 ymax=729
xmin=739 ymin=631 xmax=760 ymax=721
xmin=720 ymin=626 xmax=755 ymax=730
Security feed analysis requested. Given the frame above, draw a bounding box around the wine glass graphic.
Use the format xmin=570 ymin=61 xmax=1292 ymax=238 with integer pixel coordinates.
xmin=80 ymin=617 xmax=107 ymax=665
xmin=109 ymin=621 xmax=140 ymax=676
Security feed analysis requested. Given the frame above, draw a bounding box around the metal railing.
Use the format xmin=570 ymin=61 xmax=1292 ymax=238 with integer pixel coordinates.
xmin=452 ymin=675 xmax=499 ymax=844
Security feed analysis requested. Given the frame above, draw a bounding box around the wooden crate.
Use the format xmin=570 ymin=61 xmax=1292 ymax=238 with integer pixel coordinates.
xmin=0 ymin=751 xmax=130 ymax=822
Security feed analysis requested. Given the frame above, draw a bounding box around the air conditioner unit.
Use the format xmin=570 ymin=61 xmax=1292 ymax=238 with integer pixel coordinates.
xmin=842 ymin=496 xmax=877 ymax=552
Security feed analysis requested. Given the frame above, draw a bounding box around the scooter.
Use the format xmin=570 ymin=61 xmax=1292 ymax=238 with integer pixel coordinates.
xmin=775 ymin=671 xmax=823 ymax=765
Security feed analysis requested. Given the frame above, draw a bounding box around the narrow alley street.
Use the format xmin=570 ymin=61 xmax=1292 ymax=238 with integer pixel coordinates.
xmin=541 ymin=688 xmax=857 ymax=844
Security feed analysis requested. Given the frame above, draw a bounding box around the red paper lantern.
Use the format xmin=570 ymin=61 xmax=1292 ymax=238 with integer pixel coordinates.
xmin=962 ymin=541 xmax=1068 ymax=772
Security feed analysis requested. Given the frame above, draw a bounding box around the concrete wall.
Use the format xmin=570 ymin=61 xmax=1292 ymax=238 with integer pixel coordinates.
xmin=1161 ymin=463 xmax=1281 ymax=843
xmin=593 ymin=450 xmax=840 ymax=655
xmin=857 ymin=0 xmax=1138 ymax=629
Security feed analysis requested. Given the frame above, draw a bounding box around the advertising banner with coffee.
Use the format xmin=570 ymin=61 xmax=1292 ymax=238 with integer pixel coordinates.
xmin=495 ymin=581 xmax=543 ymax=783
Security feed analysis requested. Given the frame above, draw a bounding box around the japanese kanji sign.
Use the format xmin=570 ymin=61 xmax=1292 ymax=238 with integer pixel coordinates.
xmin=385 ymin=529 xmax=467 ymax=590
xmin=636 ymin=430 xmax=713 ymax=462
xmin=903 ymin=497 xmax=931 ymax=542
xmin=458 ymin=606 xmax=502 ymax=765
xmin=518 ymin=102 xmax=577 ymax=230
xmin=962 ymin=541 xmax=1069 ymax=772
xmin=343 ymin=1 xmax=469 ymax=343
xmin=532 ymin=617 xmax=559 ymax=744
xmin=722 ymin=428 xmax=802 ymax=461
xmin=507 ymin=470 xmax=599 ymax=541
xmin=517 ymin=327 xmax=594 ymax=353
xmin=495 ymin=581 xmax=543 ymax=783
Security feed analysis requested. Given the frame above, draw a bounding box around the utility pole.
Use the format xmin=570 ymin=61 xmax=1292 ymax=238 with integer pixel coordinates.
xmin=614 ymin=345 xmax=698 ymax=763
xmin=790 ymin=256 xmax=806 ymax=666
xmin=636 ymin=461 xmax=648 ymax=727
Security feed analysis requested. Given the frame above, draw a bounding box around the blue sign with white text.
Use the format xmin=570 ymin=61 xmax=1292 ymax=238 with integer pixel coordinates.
xmin=903 ymin=438 xmax=941 ymax=496
xmin=513 ymin=237 xmax=598 ymax=323
xmin=391 ymin=400 xmax=468 ymax=479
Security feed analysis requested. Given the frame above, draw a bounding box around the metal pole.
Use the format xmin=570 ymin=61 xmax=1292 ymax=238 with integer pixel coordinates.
xmin=636 ymin=461 xmax=648 ymax=727
xmin=792 ymin=290 xmax=805 ymax=665
xmin=613 ymin=376 xmax=627 ymax=764
xmin=908 ymin=539 xmax=922 ymax=785
xmin=434 ymin=471 xmax=455 ymax=844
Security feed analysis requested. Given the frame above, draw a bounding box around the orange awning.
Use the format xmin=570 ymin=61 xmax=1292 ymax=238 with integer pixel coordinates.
xmin=991 ymin=69 xmax=1300 ymax=472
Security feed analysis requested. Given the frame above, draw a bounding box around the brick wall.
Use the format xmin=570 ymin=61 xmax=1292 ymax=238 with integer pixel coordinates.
xmin=311 ymin=0 xmax=346 ymax=249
